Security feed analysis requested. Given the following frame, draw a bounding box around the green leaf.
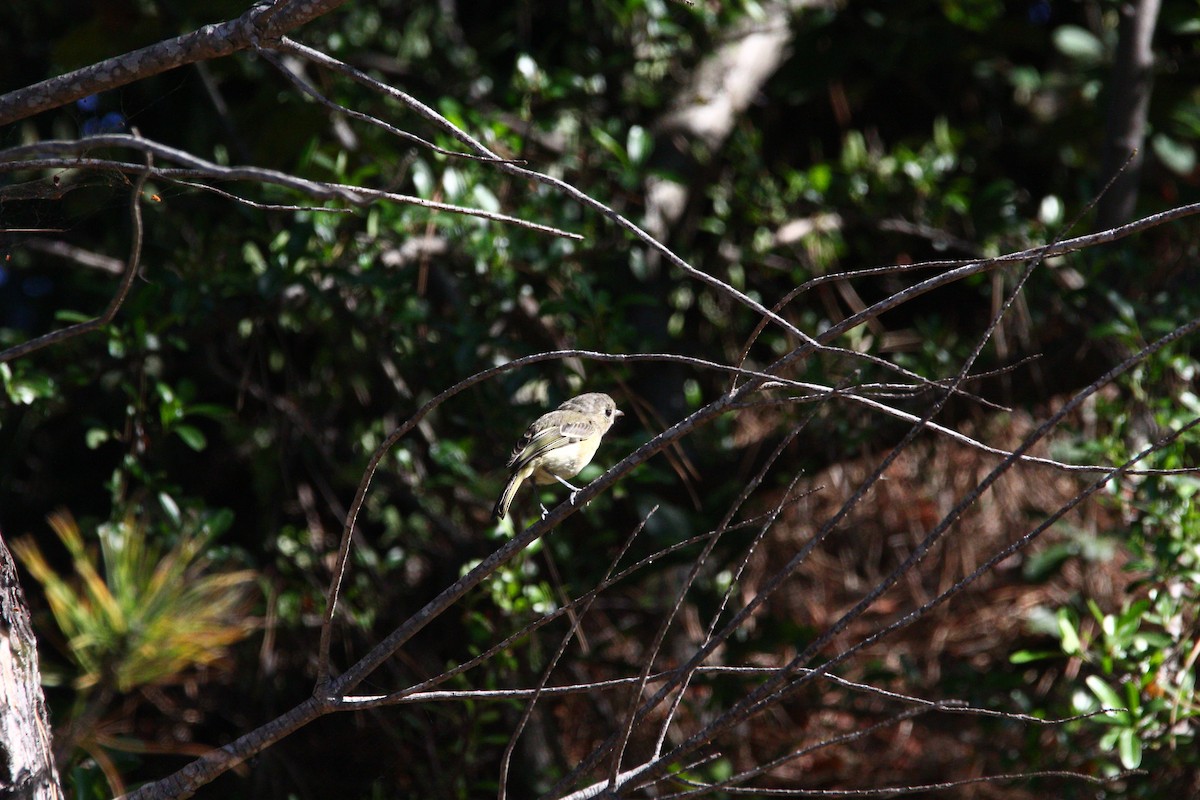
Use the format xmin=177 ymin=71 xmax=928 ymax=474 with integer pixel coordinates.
xmin=472 ymin=184 xmax=501 ymax=213
xmin=174 ymin=424 xmax=208 ymax=452
xmin=1012 ymin=647 xmax=1060 ymax=666
xmin=1117 ymin=728 xmax=1143 ymax=769
xmin=1053 ymin=25 xmax=1104 ymax=64
xmin=941 ymin=0 xmax=1003 ymax=32
xmin=1023 ymin=542 xmax=1074 ymax=581
xmin=1086 ymin=675 xmax=1127 ymax=716
xmin=1010 ymin=649 xmax=1059 ymax=664
xmin=158 ymin=492 xmax=182 ymax=526
xmin=85 ymin=428 xmax=110 ymax=449
xmin=55 ymin=309 xmax=93 ymax=323
xmin=1057 ymin=610 xmax=1082 ymax=655
xmin=202 ymin=508 xmax=235 ymax=537
xmin=591 ymin=125 xmax=627 ymax=167
xmin=627 ymin=125 xmax=651 ymax=165
xmin=1114 ymin=599 xmax=1150 ymax=639
xmin=1123 ymin=680 xmax=1141 ymax=715
xmin=1152 ymin=133 xmax=1197 ymax=176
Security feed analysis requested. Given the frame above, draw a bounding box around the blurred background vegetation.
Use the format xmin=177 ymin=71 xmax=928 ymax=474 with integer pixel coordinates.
xmin=1 ymin=0 xmax=1198 ymax=797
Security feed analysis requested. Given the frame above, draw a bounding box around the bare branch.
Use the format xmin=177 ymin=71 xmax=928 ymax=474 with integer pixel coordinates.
xmin=22 ymin=239 xmax=126 ymax=275
xmin=663 ymin=769 xmax=1137 ymax=798
xmin=254 ymin=45 xmax=515 ymax=164
xmin=0 ymin=151 xmax=150 ymax=364
xmin=0 ymin=0 xmax=350 ymax=126
xmin=571 ymin=316 xmax=1200 ymax=797
xmin=498 ymin=511 xmax=656 ymax=800
xmin=0 ymin=139 xmax=583 ymax=238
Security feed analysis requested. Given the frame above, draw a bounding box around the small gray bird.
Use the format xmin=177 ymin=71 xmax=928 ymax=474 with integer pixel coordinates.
xmin=492 ymin=392 xmax=623 ymax=521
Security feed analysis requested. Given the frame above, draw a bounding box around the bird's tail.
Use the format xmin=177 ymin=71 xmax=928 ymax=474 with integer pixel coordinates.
xmin=492 ymin=473 xmax=524 ymax=521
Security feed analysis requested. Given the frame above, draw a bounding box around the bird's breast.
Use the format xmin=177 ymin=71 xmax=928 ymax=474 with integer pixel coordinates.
xmin=531 ymin=435 xmax=603 ymax=484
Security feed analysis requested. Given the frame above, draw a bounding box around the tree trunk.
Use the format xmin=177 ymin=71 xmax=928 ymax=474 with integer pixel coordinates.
xmin=0 ymin=530 xmax=65 ymax=800
xmin=1096 ymin=0 xmax=1162 ymax=229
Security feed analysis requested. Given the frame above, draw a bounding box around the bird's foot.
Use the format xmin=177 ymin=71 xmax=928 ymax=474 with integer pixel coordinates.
xmin=552 ymin=474 xmax=585 ymax=507
xmin=552 ymin=474 xmax=583 ymax=492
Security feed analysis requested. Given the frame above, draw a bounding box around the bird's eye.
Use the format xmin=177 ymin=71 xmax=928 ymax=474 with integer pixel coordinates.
xmin=605 ymin=408 xmax=612 ymax=417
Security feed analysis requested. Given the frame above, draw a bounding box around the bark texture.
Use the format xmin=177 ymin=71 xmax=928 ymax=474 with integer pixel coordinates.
xmin=1097 ymin=0 xmax=1162 ymax=229
xmin=0 ymin=531 xmax=65 ymax=800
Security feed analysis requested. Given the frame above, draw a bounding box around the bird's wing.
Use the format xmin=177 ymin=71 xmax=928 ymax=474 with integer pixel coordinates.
xmin=506 ymin=415 xmax=596 ymax=470
xmin=557 ymin=417 xmax=600 ymax=440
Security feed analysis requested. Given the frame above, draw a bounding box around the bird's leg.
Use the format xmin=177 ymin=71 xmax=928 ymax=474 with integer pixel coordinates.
xmin=539 ymin=502 xmax=550 ymax=520
xmin=551 ymin=474 xmax=584 ymax=506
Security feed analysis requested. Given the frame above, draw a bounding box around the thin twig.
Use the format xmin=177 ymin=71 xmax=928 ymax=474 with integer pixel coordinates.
xmin=0 ymin=142 xmax=581 ymax=239
xmin=602 ymin=316 xmax=1200 ymax=796
xmin=272 ymin=37 xmax=817 ymax=344
xmin=497 ymin=510 xmax=655 ymax=800
xmin=255 ymin=46 xmax=518 ymax=164
xmin=0 ymin=150 xmax=150 ymax=364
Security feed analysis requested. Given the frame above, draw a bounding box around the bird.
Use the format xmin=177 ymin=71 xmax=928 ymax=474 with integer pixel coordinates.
xmin=492 ymin=392 xmax=623 ymax=521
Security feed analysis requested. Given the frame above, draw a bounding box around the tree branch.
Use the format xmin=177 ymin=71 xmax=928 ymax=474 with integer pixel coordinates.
xmin=0 ymin=153 xmax=150 ymax=365
xmin=0 ymin=0 xmax=350 ymax=127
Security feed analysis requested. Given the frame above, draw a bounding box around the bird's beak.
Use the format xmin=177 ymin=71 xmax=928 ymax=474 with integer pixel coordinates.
xmin=615 ymin=410 xmax=625 ymax=419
